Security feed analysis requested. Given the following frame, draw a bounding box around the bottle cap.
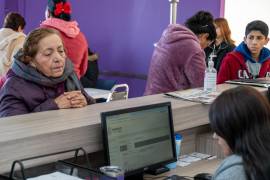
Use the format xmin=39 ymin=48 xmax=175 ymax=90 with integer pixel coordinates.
xmin=175 ymin=133 xmax=182 ymax=140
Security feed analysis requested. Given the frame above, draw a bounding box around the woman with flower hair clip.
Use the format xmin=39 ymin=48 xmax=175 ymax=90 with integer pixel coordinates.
xmin=41 ymin=0 xmax=88 ymax=79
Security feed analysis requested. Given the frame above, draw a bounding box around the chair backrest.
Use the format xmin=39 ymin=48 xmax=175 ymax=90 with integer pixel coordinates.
xmin=106 ymin=84 xmax=129 ymax=102
xmin=96 ymin=79 xmax=116 ymax=90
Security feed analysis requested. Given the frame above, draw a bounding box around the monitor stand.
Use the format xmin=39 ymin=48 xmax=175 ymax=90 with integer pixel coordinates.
xmin=145 ymin=166 xmax=170 ymax=175
xmin=125 ymin=172 xmax=144 ymax=180
xmin=125 ymin=166 xmax=169 ymax=180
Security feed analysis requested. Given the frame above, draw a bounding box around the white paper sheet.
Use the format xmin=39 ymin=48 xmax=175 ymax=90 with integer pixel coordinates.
xmin=27 ymin=172 xmax=83 ymax=180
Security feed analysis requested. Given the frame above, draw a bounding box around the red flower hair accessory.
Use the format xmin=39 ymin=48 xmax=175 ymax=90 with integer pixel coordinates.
xmin=54 ymin=2 xmax=72 ymax=16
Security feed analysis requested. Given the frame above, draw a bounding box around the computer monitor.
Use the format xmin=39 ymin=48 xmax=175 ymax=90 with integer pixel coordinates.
xmin=101 ymin=102 xmax=176 ymax=180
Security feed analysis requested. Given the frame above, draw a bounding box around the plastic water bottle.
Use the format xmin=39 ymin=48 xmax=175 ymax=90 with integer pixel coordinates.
xmin=175 ymin=134 xmax=182 ymax=160
xmin=204 ymin=53 xmax=217 ymax=92
xmin=166 ymin=134 xmax=182 ymax=169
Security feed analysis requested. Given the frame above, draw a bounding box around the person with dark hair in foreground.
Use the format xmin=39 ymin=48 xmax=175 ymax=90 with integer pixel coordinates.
xmin=0 ymin=12 xmax=26 ymax=76
xmin=209 ymin=86 xmax=270 ymax=180
xmin=144 ymin=11 xmax=216 ymax=95
xmin=41 ymin=0 xmax=88 ymax=79
xmin=0 ymin=28 xmax=95 ymax=118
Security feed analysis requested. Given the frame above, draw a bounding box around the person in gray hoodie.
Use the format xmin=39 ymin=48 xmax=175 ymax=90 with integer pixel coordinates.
xmin=144 ymin=11 xmax=216 ymax=95
xmin=0 ymin=12 xmax=26 ymax=76
xmin=209 ymin=86 xmax=270 ymax=180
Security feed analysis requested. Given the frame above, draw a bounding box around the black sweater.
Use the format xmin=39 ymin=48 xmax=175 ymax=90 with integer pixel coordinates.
xmin=204 ymin=41 xmax=235 ymax=72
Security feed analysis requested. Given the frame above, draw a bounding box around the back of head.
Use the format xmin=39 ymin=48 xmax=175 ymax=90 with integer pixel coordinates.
xmin=185 ymin=11 xmax=216 ymax=41
xmin=209 ymin=86 xmax=270 ymax=179
xmin=245 ymin=20 xmax=269 ymax=37
xmin=47 ymin=0 xmax=72 ymax=21
xmin=214 ymin=18 xmax=235 ymax=45
xmin=3 ymin=12 xmax=26 ymax=31
xmin=194 ymin=173 xmax=212 ymax=180
xmin=19 ymin=28 xmax=61 ymax=64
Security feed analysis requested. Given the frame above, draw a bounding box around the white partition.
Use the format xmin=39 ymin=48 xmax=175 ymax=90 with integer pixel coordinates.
xmin=225 ymin=0 xmax=270 ymax=48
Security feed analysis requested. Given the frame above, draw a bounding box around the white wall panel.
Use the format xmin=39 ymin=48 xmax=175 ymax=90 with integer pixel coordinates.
xmin=225 ymin=0 xmax=270 ymax=48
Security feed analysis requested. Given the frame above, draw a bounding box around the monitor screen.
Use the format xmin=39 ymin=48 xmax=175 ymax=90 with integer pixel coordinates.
xmin=101 ymin=102 xmax=176 ymax=179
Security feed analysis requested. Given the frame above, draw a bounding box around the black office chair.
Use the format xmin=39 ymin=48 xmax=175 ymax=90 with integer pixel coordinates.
xmin=96 ymin=79 xmax=116 ymax=90
xmin=267 ymin=87 xmax=270 ymax=102
xmin=94 ymin=79 xmax=117 ymax=103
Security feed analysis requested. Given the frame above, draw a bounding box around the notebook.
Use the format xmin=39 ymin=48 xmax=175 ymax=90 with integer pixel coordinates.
xmin=225 ymin=78 xmax=270 ymax=88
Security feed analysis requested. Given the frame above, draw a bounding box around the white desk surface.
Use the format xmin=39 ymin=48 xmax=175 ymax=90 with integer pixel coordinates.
xmin=0 ymin=84 xmax=266 ymax=174
xmin=84 ymin=88 xmax=111 ymax=99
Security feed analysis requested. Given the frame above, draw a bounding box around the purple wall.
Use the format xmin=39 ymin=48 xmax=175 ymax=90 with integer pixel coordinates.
xmin=1 ymin=0 xmax=19 ymax=26
xmin=8 ymin=0 xmax=222 ymax=97
xmin=1 ymin=0 xmax=24 ymax=27
xmin=0 ymin=1 xmax=5 ymax=27
xmin=220 ymin=0 xmax=225 ymax=17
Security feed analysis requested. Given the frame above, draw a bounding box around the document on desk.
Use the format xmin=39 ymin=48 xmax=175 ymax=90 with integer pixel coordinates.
xmin=165 ymin=89 xmax=220 ymax=104
xmin=226 ymin=78 xmax=270 ymax=88
xmin=27 ymin=172 xmax=83 ymax=180
xmin=177 ymin=153 xmax=215 ymax=167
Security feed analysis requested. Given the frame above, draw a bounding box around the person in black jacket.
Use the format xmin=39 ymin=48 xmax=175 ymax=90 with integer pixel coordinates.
xmin=204 ymin=18 xmax=235 ymax=72
xmin=80 ymin=48 xmax=99 ymax=88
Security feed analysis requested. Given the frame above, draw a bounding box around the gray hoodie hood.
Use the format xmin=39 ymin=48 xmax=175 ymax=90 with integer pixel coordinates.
xmin=0 ymin=28 xmax=25 ymax=50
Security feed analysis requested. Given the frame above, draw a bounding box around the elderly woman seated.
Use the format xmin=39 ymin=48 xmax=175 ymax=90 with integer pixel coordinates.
xmin=0 ymin=28 xmax=95 ymax=117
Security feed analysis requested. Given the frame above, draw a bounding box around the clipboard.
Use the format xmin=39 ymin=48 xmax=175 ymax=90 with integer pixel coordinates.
xmin=225 ymin=78 xmax=270 ymax=88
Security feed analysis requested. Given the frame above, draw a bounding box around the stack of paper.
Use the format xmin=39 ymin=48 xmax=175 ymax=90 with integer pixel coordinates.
xmin=226 ymin=78 xmax=270 ymax=88
xmin=177 ymin=152 xmax=216 ymax=167
xmin=165 ymin=89 xmax=220 ymax=104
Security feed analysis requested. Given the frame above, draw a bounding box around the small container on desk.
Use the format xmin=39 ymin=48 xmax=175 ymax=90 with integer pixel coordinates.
xmin=166 ymin=133 xmax=182 ymax=169
xmin=100 ymin=166 xmax=124 ymax=180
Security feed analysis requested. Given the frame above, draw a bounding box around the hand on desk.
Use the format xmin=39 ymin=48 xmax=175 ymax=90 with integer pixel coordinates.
xmin=55 ymin=91 xmax=87 ymax=109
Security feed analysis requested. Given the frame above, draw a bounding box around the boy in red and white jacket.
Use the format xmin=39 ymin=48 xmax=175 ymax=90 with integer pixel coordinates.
xmin=218 ymin=20 xmax=270 ymax=84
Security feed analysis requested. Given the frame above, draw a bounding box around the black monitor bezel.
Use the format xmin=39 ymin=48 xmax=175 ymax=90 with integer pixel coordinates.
xmin=101 ymin=102 xmax=177 ymax=177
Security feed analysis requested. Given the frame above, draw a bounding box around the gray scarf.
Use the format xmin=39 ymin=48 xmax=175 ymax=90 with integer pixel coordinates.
xmin=12 ymin=52 xmax=82 ymax=91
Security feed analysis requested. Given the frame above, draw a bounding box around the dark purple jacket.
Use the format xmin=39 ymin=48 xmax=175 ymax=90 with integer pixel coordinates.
xmin=0 ymin=71 xmax=94 ymax=117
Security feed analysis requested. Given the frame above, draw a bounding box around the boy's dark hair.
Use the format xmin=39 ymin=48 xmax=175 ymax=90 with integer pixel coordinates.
xmin=245 ymin=20 xmax=269 ymax=37
xmin=3 ymin=12 xmax=26 ymax=31
xmin=185 ymin=11 xmax=216 ymax=41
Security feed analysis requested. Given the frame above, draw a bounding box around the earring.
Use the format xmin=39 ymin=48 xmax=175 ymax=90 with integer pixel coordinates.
xmin=29 ymin=61 xmax=37 ymax=69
